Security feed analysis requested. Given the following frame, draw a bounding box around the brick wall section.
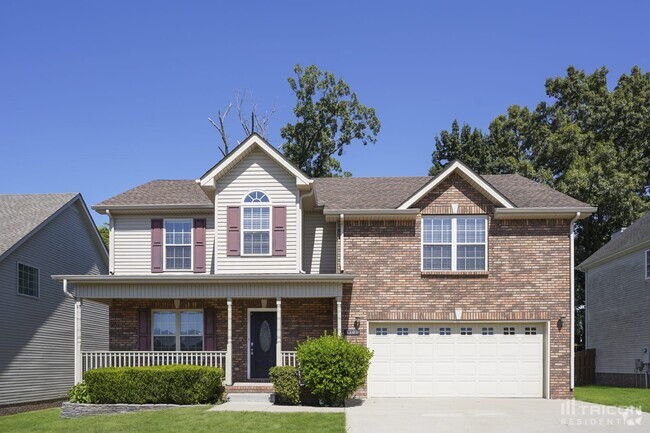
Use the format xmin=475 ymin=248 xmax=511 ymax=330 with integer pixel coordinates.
xmin=109 ymin=298 xmax=334 ymax=383
xmin=339 ymin=173 xmax=573 ymax=399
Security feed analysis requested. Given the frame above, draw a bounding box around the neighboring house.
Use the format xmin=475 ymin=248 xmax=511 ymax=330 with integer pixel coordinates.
xmin=0 ymin=194 xmax=109 ymax=410
xmin=55 ymin=134 xmax=595 ymax=399
xmin=577 ymin=211 xmax=650 ymax=386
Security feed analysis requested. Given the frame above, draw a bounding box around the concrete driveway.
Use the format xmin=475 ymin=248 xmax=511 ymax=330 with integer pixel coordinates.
xmin=345 ymin=398 xmax=648 ymax=433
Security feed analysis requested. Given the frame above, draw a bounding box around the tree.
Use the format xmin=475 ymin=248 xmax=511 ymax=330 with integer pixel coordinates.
xmin=281 ymin=64 xmax=381 ymax=177
xmin=97 ymin=223 xmax=109 ymax=250
xmin=430 ymin=66 xmax=650 ymax=344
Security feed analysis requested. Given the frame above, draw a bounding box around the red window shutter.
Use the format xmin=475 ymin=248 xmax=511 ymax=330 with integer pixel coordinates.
xmin=193 ymin=219 xmax=207 ymax=273
xmin=227 ymin=207 xmax=240 ymax=256
xmin=272 ymin=206 xmax=287 ymax=256
xmin=204 ymin=308 xmax=216 ymax=351
xmin=151 ymin=219 xmax=164 ymax=273
xmin=137 ymin=309 xmax=151 ymax=351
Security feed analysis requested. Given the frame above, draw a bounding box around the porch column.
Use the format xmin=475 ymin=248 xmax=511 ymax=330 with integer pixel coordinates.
xmin=276 ymin=297 xmax=282 ymax=367
xmin=336 ymin=297 xmax=342 ymax=336
xmin=226 ymin=298 xmax=232 ymax=385
xmin=74 ymin=299 xmax=83 ymax=384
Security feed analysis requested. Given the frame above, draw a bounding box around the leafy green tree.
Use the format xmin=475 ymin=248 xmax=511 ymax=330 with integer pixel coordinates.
xmin=430 ymin=66 xmax=650 ymax=344
xmin=281 ymin=65 xmax=381 ymax=177
xmin=97 ymin=223 xmax=109 ymax=250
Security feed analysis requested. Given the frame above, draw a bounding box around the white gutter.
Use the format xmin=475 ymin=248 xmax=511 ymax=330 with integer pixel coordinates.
xmin=340 ymin=213 xmax=345 ymax=273
xmin=62 ymin=278 xmax=74 ymax=299
xmin=570 ymin=211 xmax=581 ymax=390
xmin=494 ymin=207 xmax=596 ymax=219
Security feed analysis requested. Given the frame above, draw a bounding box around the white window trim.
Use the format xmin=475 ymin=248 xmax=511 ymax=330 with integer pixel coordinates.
xmin=241 ymin=191 xmax=272 ymax=257
xmin=645 ymin=249 xmax=650 ymax=280
xmin=421 ymin=215 xmax=488 ymax=272
xmin=16 ymin=262 xmax=40 ymax=299
xmin=152 ymin=309 xmax=204 ymax=352
xmin=163 ymin=219 xmax=193 ymax=272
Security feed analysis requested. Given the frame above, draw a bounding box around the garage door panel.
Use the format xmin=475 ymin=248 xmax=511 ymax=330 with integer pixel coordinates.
xmin=368 ymin=322 xmax=544 ymax=398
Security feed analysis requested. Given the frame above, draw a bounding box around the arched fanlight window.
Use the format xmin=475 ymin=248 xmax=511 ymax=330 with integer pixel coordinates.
xmin=243 ymin=191 xmax=270 ymax=203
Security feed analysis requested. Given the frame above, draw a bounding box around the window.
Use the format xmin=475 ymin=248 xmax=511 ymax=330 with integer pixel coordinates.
xmin=439 ymin=327 xmax=451 ymax=335
xmin=481 ymin=327 xmax=494 ymax=335
xmin=646 ymin=250 xmax=650 ymax=280
xmin=165 ymin=220 xmax=192 ymax=270
xmin=524 ymin=327 xmax=537 ymax=335
xmin=460 ymin=327 xmax=473 ymax=336
xmin=153 ymin=311 xmax=203 ymax=351
xmin=418 ymin=327 xmax=430 ymax=335
xmin=375 ymin=327 xmax=388 ymax=336
xmin=503 ymin=327 xmax=515 ymax=335
xmin=242 ymin=191 xmax=271 ymax=255
xmin=422 ymin=216 xmax=487 ymax=271
xmin=397 ymin=327 xmax=409 ymax=336
xmin=17 ymin=263 xmax=39 ymax=297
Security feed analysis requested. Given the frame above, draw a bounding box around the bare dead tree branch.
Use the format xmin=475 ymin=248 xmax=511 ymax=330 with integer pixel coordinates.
xmin=208 ymin=102 xmax=232 ymax=156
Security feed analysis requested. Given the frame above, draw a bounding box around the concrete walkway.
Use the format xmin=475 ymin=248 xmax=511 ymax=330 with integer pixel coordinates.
xmin=209 ymin=402 xmax=344 ymax=413
xmin=345 ymin=398 xmax=648 ymax=433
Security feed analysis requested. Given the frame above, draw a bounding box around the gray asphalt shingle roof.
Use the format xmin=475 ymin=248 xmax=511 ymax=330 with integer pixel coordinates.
xmin=95 ymin=174 xmax=591 ymax=211
xmin=0 ymin=193 xmax=78 ymax=259
xmin=579 ymin=211 xmax=650 ymax=269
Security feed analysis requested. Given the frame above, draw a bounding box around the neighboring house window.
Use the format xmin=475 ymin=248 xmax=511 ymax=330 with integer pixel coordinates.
xmin=242 ymin=191 xmax=271 ymax=255
xmin=17 ymin=263 xmax=39 ymax=298
xmin=646 ymin=250 xmax=650 ymax=279
xmin=152 ymin=311 xmax=203 ymax=351
xmin=164 ymin=220 xmax=192 ymax=270
xmin=422 ymin=216 xmax=487 ymax=271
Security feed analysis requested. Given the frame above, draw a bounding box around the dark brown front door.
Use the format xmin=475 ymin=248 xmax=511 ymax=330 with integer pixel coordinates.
xmin=250 ymin=312 xmax=276 ymax=379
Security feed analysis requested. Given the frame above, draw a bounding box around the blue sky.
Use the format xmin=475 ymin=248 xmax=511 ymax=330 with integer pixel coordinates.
xmin=1 ymin=1 xmax=648 ymax=224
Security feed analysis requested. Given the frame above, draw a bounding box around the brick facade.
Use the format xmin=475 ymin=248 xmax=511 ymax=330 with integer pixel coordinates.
xmin=339 ymin=173 xmax=573 ymax=399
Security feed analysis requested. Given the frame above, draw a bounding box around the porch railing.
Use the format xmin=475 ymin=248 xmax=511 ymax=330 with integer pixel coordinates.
xmin=81 ymin=351 xmax=228 ymax=374
xmin=281 ymin=351 xmax=298 ymax=367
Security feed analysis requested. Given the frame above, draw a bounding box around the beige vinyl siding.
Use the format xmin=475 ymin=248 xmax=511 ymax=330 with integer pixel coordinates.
xmin=0 ymin=201 xmax=108 ymax=406
xmin=302 ymin=212 xmax=336 ymax=274
xmin=113 ymin=215 xmax=215 ymax=275
xmin=215 ymin=149 xmax=298 ymax=273
xmin=585 ymin=248 xmax=650 ymax=375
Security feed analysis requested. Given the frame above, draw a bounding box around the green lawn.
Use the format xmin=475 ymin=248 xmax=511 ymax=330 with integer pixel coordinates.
xmin=575 ymin=386 xmax=650 ymax=412
xmin=0 ymin=407 xmax=345 ymax=433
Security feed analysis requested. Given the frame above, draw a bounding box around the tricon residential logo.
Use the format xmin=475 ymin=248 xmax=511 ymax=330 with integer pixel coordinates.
xmin=561 ymin=400 xmax=643 ymax=427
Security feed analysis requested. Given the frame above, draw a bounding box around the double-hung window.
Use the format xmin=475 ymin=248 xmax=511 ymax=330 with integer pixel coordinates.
xmin=164 ymin=220 xmax=192 ymax=270
xmin=152 ymin=311 xmax=203 ymax=351
xmin=422 ymin=216 xmax=487 ymax=271
xmin=17 ymin=263 xmax=39 ymax=297
xmin=242 ymin=191 xmax=271 ymax=255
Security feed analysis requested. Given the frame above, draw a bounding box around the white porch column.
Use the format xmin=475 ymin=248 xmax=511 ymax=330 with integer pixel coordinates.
xmin=74 ymin=299 xmax=83 ymax=384
xmin=276 ymin=297 xmax=282 ymax=366
xmin=226 ymin=298 xmax=233 ymax=385
xmin=336 ymin=297 xmax=342 ymax=336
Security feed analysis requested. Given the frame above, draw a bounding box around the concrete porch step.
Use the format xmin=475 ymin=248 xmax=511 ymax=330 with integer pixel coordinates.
xmin=227 ymin=392 xmax=273 ymax=403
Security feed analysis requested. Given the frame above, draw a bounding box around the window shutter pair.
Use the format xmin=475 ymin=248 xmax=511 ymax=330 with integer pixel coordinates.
xmin=151 ymin=219 xmax=206 ymax=273
xmin=226 ymin=206 xmax=286 ymax=256
xmin=137 ymin=308 xmax=215 ymax=351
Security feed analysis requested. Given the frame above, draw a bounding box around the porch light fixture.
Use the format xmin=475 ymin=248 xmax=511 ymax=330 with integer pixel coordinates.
xmin=174 ymin=299 xmax=181 ymax=309
xmin=558 ymin=316 xmax=566 ymax=330
xmin=354 ymin=317 xmax=361 ymax=330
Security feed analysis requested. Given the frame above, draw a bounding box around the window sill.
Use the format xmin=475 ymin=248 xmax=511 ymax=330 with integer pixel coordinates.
xmin=421 ymin=271 xmax=489 ymax=277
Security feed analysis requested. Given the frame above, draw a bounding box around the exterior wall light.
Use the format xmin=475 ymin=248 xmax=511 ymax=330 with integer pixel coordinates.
xmin=558 ymin=316 xmax=566 ymax=330
xmin=354 ymin=317 xmax=361 ymax=330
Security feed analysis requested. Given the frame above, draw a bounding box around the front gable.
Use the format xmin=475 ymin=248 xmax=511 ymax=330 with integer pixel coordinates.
xmin=415 ymin=172 xmax=496 ymax=215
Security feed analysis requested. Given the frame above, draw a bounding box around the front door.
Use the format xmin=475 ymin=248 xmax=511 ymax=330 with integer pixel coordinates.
xmin=250 ymin=312 xmax=277 ymax=379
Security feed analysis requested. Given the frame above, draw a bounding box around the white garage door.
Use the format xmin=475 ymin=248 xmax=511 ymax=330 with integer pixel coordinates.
xmin=368 ymin=323 xmax=544 ymax=398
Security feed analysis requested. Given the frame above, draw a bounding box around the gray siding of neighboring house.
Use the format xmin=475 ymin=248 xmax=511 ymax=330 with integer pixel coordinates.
xmin=302 ymin=212 xmax=336 ymax=274
xmin=0 ymin=201 xmax=109 ymax=406
xmin=112 ymin=214 xmax=215 ymax=275
xmin=585 ymin=248 xmax=650 ymax=376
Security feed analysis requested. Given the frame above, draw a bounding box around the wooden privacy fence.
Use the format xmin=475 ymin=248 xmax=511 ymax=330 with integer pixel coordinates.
xmin=575 ymin=349 xmax=596 ymax=386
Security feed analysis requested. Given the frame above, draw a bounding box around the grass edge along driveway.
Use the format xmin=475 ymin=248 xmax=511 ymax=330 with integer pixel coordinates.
xmin=575 ymin=386 xmax=650 ymax=412
xmin=0 ymin=406 xmax=345 ymax=433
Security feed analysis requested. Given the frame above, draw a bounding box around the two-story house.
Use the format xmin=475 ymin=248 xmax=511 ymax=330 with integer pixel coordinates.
xmin=55 ymin=133 xmax=595 ymax=399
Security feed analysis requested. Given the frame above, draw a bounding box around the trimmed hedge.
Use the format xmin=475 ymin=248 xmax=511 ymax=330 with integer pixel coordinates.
xmin=269 ymin=366 xmax=300 ymax=405
xmin=297 ymin=335 xmax=372 ymax=407
xmin=83 ymin=365 xmax=224 ymax=404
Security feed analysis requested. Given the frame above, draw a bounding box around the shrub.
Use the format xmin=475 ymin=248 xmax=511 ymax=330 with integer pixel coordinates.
xmin=67 ymin=381 xmax=90 ymax=403
xmin=269 ymin=366 xmax=300 ymax=405
xmin=84 ymin=365 xmax=224 ymax=404
xmin=297 ymin=334 xmax=373 ymax=407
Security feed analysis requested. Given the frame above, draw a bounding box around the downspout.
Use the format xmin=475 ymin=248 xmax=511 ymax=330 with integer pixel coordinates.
xmin=107 ymin=209 xmax=115 ymax=275
xmin=63 ymin=278 xmax=74 ymax=299
xmin=570 ymin=212 xmax=581 ymax=391
xmin=340 ymin=213 xmax=345 ymax=272
xmin=299 ymin=188 xmax=315 ymax=273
